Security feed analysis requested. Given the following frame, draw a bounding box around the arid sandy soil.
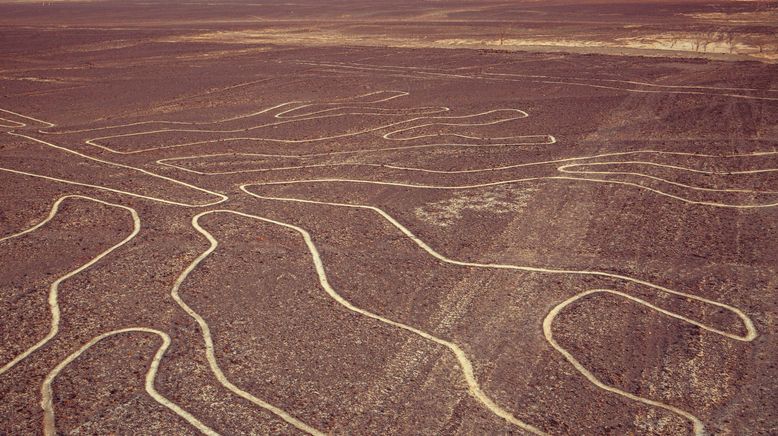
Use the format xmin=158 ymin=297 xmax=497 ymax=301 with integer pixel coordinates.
xmin=1 ymin=1 xmax=777 ymax=435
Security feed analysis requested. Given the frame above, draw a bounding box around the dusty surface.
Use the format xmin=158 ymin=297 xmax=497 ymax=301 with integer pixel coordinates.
xmin=1 ymin=1 xmax=777 ymax=435
xmin=1 ymin=0 xmax=777 ymax=61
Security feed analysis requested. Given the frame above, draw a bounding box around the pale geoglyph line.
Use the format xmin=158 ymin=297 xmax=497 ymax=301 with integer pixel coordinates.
xmin=0 ymin=195 xmax=304 ymax=434
xmin=374 ymin=62 xmax=778 ymax=100
xmin=238 ymin=185 xmax=757 ymax=341
xmin=32 ymin=90 xmax=452 ymax=154
xmin=184 ymin=209 xmax=546 ymax=435
xmin=6 ymin=91 xmax=550 ymax=157
xmin=0 ymin=108 xmax=56 ymax=128
xmin=239 ymin=185 xmax=758 ymax=434
xmin=156 ymin=148 xmax=778 ymax=205
xmin=557 ymin=159 xmax=778 ymax=176
xmin=4 ymin=132 xmax=228 ymax=207
xmin=82 ymin=102 xmax=448 ymax=146
xmin=556 ymin=162 xmax=778 ymax=195
xmin=0 ymin=166 xmax=224 ymax=208
xmin=242 ymin=174 xmax=778 ymax=209
xmin=81 ymin=108 xmax=446 ymax=155
xmin=153 ymin=134 xmax=556 ymax=174
xmin=26 ymin=91 xmax=548 ymax=156
xmin=80 ymin=107 xmax=542 ymax=155
xmin=41 ymin=327 xmax=219 ymax=436
xmin=0 ymin=82 xmax=767 ymax=433
xmin=170 ymin=211 xmax=326 ymax=436
xmin=373 ymin=149 xmax=778 ymax=176
xmin=34 ymin=91 xmax=417 ymax=135
xmin=293 ymin=61 xmax=778 ymax=102
xmin=0 ymin=195 xmax=141 ymax=376
xmin=542 ymin=289 xmax=734 ymax=436
xmin=0 ymin=118 xmax=27 ymax=128
xmin=485 ymin=72 xmax=778 ymax=93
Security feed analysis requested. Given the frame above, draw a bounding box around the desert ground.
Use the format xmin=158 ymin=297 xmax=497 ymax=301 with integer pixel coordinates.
xmin=1 ymin=0 xmax=777 ymax=435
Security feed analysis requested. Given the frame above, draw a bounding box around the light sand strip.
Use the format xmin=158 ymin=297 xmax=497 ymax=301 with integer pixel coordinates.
xmin=0 ymin=166 xmax=222 ymax=208
xmin=0 ymin=108 xmax=56 ymax=128
xmin=239 ymin=185 xmax=756 ymax=341
xmin=239 ymin=187 xmax=758 ymax=433
xmin=154 ymin=135 xmax=556 ymax=175
xmin=36 ymin=91 xmax=415 ymax=135
xmin=556 ymin=162 xmax=778 ymax=195
xmin=8 ymin=91 xmax=552 ymax=155
xmin=243 ymin=175 xmax=778 ymax=209
xmin=6 ymin=132 xmax=228 ymax=207
xmin=170 ymin=211 xmax=326 ymax=436
xmin=0 ymin=118 xmax=27 ymax=128
xmin=0 ymin=195 xmax=140 ymax=375
xmin=157 ymin=148 xmax=777 ymax=203
xmin=39 ymin=91 xmax=442 ymax=139
xmin=543 ymin=289 xmax=721 ymax=436
xmin=41 ymin=328 xmax=218 ymax=436
xmin=559 ymin=159 xmax=778 ymax=175
xmin=82 ymin=107 xmax=540 ymax=155
xmin=295 ymin=61 xmax=778 ymax=101
xmin=157 ymin=147 xmax=776 ymax=176
xmin=183 ymin=209 xmax=546 ymax=435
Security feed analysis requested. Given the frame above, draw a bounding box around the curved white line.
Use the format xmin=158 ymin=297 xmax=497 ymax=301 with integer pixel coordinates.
xmin=295 ymin=61 xmax=778 ymax=101
xmin=560 ymin=159 xmax=778 ymax=176
xmin=381 ymin=109 xmax=529 ymax=140
xmin=0 ymin=195 xmax=141 ymax=375
xmin=185 ymin=209 xmax=546 ymax=435
xmin=156 ymin=147 xmax=777 ymax=203
xmin=243 ymin=175 xmax=778 ymax=209
xmin=239 ymin=184 xmax=757 ymax=342
xmin=543 ymin=289 xmax=724 ymax=436
xmin=557 ymin=162 xmax=778 ymax=195
xmin=169 ymin=212 xmax=326 ymax=436
xmin=239 ymin=185 xmax=758 ymax=433
xmin=41 ymin=328 xmax=218 ymax=436
xmin=40 ymin=92 xmax=541 ymax=155
xmin=5 ymin=132 xmax=228 ymax=207
xmin=0 ymin=194 xmax=90 ymax=242
xmin=0 ymin=117 xmax=27 ymax=128
xmin=0 ymin=166 xmax=223 ymax=208
xmin=37 ymin=90 xmax=415 ymax=135
xmin=0 ymin=108 xmax=56 ymax=128
xmin=154 ymin=135 xmax=556 ymax=175
xmin=82 ymin=106 xmax=546 ymax=155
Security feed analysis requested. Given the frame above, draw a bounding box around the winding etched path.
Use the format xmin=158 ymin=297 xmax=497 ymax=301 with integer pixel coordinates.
xmin=0 ymin=64 xmax=772 ymax=434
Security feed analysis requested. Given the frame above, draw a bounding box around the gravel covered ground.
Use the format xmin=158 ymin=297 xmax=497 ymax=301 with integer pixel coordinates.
xmin=1 ymin=1 xmax=777 ymax=435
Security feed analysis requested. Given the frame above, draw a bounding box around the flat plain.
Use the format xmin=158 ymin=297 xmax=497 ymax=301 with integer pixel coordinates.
xmin=1 ymin=1 xmax=777 ymax=435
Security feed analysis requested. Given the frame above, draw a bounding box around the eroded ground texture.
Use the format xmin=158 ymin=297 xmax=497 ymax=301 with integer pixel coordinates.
xmin=0 ymin=0 xmax=777 ymax=435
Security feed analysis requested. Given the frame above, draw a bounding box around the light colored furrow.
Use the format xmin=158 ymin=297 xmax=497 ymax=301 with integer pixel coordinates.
xmin=36 ymin=90 xmax=410 ymax=135
xmin=243 ymin=174 xmax=778 ymax=209
xmin=1 ymin=74 xmax=768 ymax=435
xmin=6 ymin=132 xmax=228 ymax=207
xmin=240 ymin=185 xmax=759 ymax=434
xmin=169 ymin=211 xmax=326 ymax=436
xmin=157 ymin=146 xmax=777 ymax=206
xmin=41 ymin=327 xmax=218 ymax=436
xmin=82 ymin=106 xmax=542 ymax=155
xmin=294 ymin=61 xmax=778 ymax=101
xmin=0 ymin=195 xmax=140 ymax=375
xmin=543 ymin=289 xmax=724 ymax=436
xmin=183 ymin=209 xmax=546 ymax=435
xmin=0 ymin=108 xmax=56 ymax=128
xmin=0 ymin=166 xmax=224 ymax=208
xmin=25 ymin=92 xmax=549 ymax=155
